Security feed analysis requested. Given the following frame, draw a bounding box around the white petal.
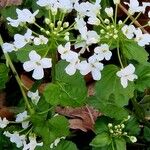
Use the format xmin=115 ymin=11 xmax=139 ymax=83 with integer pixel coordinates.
xmin=92 ymin=68 xmax=101 ymax=80
xmin=65 ymin=64 xmax=76 ymax=75
xmin=23 ymin=61 xmax=35 ymax=72
xmin=121 ymin=77 xmax=128 ymax=88
xmin=105 ymin=51 xmax=112 ymax=60
xmin=29 ymin=50 xmax=41 ymax=61
xmin=40 ymin=58 xmax=52 ymax=68
xmin=32 ymin=67 xmax=44 ymax=80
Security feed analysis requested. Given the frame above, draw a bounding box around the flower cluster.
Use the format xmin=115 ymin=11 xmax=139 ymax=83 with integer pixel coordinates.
xmin=108 ymin=116 xmax=137 ymax=143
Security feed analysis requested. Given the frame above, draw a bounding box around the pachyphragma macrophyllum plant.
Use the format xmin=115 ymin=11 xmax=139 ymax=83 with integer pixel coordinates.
xmin=0 ymin=0 xmax=150 ymax=149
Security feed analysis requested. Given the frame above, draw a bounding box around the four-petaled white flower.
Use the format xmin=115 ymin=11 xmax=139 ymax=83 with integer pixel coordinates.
xmin=58 ymin=42 xmax=78 ymax=62
xmin=116 ymin=64 xmax=138 ymax=88
xmin=2 ymin=43 xmax=17 ymax=53
xmin=0 ymin=117 xmax=9 ymax=128
xmin=105 ymin=7 xmax=113 ymax=17
xmin=94 ymin=44 xmax=112 ymax=61
xmin=23 ymin=50 xmax=52 ymax=80
xmin=121 ymin=25 xmax=136 ymax=39
xmin=4 ymin=131 xmax=26 ymax=148
xmin=23 ymin=135 xmax=43 ymax=150
xmin=14 ymin=29 xmax=34 ymax=49
xmin=33 ymin=35 xmax=48 ymax=45
xmin=27 ymin=90 xmax=41 ymax=105
xmin=7 ymin=9 xmax=39 ymax=27
xmin=15 ymin=111 xmax=29 ymax=129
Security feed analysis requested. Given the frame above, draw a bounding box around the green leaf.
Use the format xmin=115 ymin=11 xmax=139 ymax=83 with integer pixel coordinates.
xmin=90 ymin=132 xmax=111 ymax=148
xmin=16 ymin=44 xmax=49 ymax=62
xmin=121 ymin=40 xmax=149 ymax=64
xmin=44 ymin=61 xmax=87 ymax=107
xmin=94 ymin=117 xmax=109 ymax=134
xmin=114 ymin=138 xmax=126 ymax=150
xmin=139 ymin=95 xmax=150 ymax=119
xmin=53 ymin=141 xmax=78 ymax=150
xmin=135 ymin=64 xmax=150 ymax=91
xmin=144 ymin=127 xmax=150 ymax=142
xmin=125 ymin=117 xmax=140 ymax=136
xmin=48 ymin=115 xmax=70 ymax=138
xmin=88 ymin=97 xmax=128 ymax=120
xmin=33 ymin=115 xmax=69 ymax=146
xmin=0 ymin=63 xmax=9 ymax=89
xmin=95 ymin=65 xmax=134 ymax=107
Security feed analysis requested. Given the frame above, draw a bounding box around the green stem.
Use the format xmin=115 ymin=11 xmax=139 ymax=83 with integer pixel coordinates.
xmin=0 ymin=35 xmax=34 ymax=115
xmin=130 ymin=12 xmax=141 ymax=25
xmin=117 ymin=42 xmax=124 ymax=68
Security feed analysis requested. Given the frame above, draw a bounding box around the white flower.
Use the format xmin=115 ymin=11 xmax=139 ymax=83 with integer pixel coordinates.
xmin=113 ymin=0 xmax=120 ymax=4
xmin=75 ymin=28 xmax=100 ymax=54
xmin=121 ymin=25 xmax=136 ymax=39
xmin=27 ymin=90 xmax=40 ymax=105
xmin=116 ymin=64 xmax=138 ymax=88
xmin=2 ymin=43 xmax=17 ymax=53
xmin=58 ymin=42 xmax=79 ymax=62
xmin=33 ymin=35 xmax=48 ymax=45
xmin=105 ymin=7 xmax=113 ymax=17
xmin=23 ymin=50 xmax=52 ymax=80
xmin=94 ymin=44 xmax=112 ymax=61
xmin=124 ymin=0 xmax=146 ymax=15
xmin=0 ymin=117 xmax=9 ymax=128
xmin=134 ymin=28 xmax=150 ymax=46
xmin=14 ymin=29 xmax=34 ymax=49
xmin=4 ymin=131 xmax=26 ymax=148
xmin=88 ymin=55 xmax=104 ymax=80
xmin=77 ymin=55 xmax=104 ymax=80
xmin=129 ymin=136 xmax=137 ymax=143
xmin=7 ymin=9 xmax=39 ymax=27
xmin=23 ymin=135 xmax=43 ymax=150
xmin=15 ymin=111 xmax=29 ymax=129
xmin=50 ymin=137 xmax=65 ymax=149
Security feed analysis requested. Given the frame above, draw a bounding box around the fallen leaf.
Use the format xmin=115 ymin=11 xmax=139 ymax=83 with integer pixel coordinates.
xmin=0 ymin=0 xmax=22 ymax=8
xmin=56 ymin=106 xmax=101 ymax=132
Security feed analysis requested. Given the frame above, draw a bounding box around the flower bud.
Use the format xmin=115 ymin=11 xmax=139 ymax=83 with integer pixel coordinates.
xmin=63 ymin=22 xmax=69 ymax=28
xmin=40 ymin=28 xmax=45 ymax=32
xmin=50 ymin=23 xmax=54 ymax=28
xmin=105 ymin=7 xmax=113 ymax=18
xmin=108 ymin=123 xmax=113 ymax=128
xmin=45 ymin=18 xmax=50 ymax=24
xmin=129 ymin=136 xmax=137 ymax=143
xmin=57 ymin=21 xmax=62 ymax=27
xmin=104 ymin=19 xmax=110 ymax=24
xmin=46 ymin=31 xmax=50 ymax=35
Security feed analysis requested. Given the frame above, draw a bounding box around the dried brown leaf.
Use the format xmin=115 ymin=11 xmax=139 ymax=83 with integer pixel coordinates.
xmin=0 ymin=0 xmax=22 ymax=8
